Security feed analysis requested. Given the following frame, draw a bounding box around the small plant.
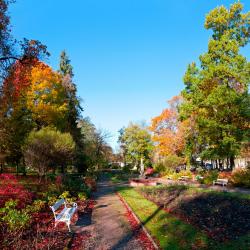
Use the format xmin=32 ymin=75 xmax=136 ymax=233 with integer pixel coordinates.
xmin=78 ymin=192 xmax=88 ymax=201
xmin=231 ymin=168 xmax=250 ymax=188
xmin=25 ymin=200 xmax=46 ymax=213
xmin=59 ymin=191 xmax=76 ymax=203
xmin=0 ymin=200 xmax=30 ymax=232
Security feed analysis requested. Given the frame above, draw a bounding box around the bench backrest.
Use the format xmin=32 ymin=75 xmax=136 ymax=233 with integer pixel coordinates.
xmin=217 ymin=178 xmax=228 ymax=183
xmin=50 ymin=198 xmax=66 ymax=212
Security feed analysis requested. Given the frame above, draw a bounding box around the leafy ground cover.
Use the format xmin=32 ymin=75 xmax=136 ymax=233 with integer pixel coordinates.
xmin=0 ymin=173 xmax=94 ymax=249
xmin=118 ymin=186 xmax=250 ymax=250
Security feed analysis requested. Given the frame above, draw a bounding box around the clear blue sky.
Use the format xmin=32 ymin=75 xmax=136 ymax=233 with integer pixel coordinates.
xmin=10 ymin=0 xmax=250 ymax=150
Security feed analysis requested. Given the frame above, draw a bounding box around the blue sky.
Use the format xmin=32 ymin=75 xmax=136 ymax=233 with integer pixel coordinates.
xmin=10 ymin=0 xmax=250 ymax=150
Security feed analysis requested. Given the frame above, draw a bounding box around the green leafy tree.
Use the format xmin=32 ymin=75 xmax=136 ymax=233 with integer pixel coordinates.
xmin=79 ymin=118 xmax=112 ymax=172
xmin=118 ymin=123 xmax=153 ymax=169
xmin=180 ymin=2 xmax=250 ymax=168
xmin=24 ymin=127 xmax=75 ymax=177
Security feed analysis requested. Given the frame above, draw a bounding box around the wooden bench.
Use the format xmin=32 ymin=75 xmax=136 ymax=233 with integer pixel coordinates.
xmin=213 ymin=178 xmax=228 ymax=187
xmin=50 ymin=198 xmax=77 ymax=232
xmin=178 ymin=176 xmax=191 ymax=181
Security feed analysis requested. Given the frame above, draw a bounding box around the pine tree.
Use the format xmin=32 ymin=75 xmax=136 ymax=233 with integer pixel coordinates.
xmin=58 ymin=50 xmax=85 ymax=172
xmin=59 ymin=50 xmax=73 ymax=77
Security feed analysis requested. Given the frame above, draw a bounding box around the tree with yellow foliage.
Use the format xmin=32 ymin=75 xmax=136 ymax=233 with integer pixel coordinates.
xmin=27 ymin=62 xmax=68 ymax=129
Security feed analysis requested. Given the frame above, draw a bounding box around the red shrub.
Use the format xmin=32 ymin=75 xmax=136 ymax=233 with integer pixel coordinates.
xmin=0 ymin=174 xmax=33 ymax=208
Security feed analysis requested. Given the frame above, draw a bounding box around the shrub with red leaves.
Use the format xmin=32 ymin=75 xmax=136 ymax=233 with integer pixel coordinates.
xmin=0 ymin=174 xmax=33 ymax=208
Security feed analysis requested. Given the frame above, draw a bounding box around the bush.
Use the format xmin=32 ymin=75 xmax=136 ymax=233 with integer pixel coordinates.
xmin=154 ymin=155 xmax=185 ymax=176
xmin=201 ymin=170 xmax=219 ymax=185
xmin=231 ymin=168 xmax=250 ymax=188
xmin=62 ymin=174 xmax=87 ymax=192
xmin=169 ymin=170 xmax=193 ymax=180
xmin=0 ymin=200 xmax=30 ymax=232
xmin=24 ymin=127 xmax=75 ymax=177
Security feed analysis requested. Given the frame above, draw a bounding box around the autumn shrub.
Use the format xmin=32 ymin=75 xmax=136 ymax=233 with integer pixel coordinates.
xmin=218 ymin=171 xmax=232 ymax=179
xmin=0 ymin=174 xmax=32 ymax=208
xmin=231 ymin=168 xmax=250 ymax=188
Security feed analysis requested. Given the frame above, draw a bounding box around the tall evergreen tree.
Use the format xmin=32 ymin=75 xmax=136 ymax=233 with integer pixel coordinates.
xmin=58 ymin=50 xmax=85 ymax=171
xmin=59 ymin=50 xmax=73 ymax=78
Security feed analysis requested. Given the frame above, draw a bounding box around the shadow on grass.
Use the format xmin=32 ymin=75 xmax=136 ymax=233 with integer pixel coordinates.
xmin=114 ymin=187 xmax=211 ymax=250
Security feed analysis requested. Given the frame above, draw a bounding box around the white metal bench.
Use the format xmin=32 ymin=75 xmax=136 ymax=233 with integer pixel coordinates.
xmin=50 ymin=198 xmax=77 ymax=232
xmin=213 ymin=178 xmax=228 ymax=187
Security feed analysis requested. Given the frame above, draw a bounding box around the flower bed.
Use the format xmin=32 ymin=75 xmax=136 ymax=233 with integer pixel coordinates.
xmin=0 ymin=173 xmax=93 ymax=249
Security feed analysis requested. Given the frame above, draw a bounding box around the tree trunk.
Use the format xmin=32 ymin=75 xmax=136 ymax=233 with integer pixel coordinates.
xmin=23 ymin=159 xmax=26 ymax=176
xmin=16 ymin=162 xmax=19 ymax=176
xmin=230 ymin=156 xmax=235 ymax=169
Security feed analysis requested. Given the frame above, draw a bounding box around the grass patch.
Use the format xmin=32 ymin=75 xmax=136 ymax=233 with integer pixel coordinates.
xmin=103 ymin=171 xmax=136 ymax=183
xmin=118 ymin=186 xmax=209 ymax=249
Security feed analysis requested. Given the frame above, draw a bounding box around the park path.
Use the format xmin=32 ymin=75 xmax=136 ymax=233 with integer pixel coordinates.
xmin=73 ymin=177 xmax=144 ymax=250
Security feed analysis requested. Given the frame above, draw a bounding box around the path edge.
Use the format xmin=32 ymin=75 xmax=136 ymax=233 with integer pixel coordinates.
xmin=116 ymin=192 xmax=159 ymax=250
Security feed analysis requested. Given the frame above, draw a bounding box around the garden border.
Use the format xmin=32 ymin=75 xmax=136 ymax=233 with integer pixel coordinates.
xmin=116 ymin=192 xmax=159 ymax=250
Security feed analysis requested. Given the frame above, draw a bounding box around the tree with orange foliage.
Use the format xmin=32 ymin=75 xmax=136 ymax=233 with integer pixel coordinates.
xmin=150 ymin=96 xmax=186 ymax=158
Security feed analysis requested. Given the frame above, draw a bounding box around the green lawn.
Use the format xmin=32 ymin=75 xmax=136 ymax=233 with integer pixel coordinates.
xmin=117 ymin=186 xmax=250 ymax=250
